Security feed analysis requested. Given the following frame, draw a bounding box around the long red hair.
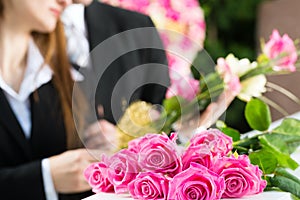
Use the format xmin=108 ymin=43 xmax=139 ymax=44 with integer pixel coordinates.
xmin=33 ymin=22 xmax=85 ymax=149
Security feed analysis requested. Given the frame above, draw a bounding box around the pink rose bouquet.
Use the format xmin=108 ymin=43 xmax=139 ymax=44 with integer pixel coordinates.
xmin=84 ymin=129 xmax=267 ymax=199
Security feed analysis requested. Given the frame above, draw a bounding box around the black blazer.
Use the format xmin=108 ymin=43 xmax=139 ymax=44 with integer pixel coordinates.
xmin=82 ymin=1 xmax=170 ymax=124
xmin=0 ymin=82 xmax=92 ymax=200
xmin=0 ymin=82 xmax=65 ymax=199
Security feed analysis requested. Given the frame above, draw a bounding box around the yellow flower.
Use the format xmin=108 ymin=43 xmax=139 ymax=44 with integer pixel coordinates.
xmin=117 ymin=101 xmax=158 ymax=149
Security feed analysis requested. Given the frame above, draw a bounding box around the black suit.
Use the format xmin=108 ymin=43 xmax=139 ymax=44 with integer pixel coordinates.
xmin=0 ymin=83 xmax=92 ymax=200
xmin=82 ymin=1 xmax=170 ymax=124
xmin=0 ymin=83 xmax=67 ymax=199
xmin=0 ymin=1 xmax=169 ymax=200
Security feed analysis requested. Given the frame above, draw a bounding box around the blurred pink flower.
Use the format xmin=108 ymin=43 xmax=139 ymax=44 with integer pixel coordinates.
xmin=128 ymin=172 xmax=169 ymax=200
xmin=105 ymin=149 xmax=140 ymax=193
xmin=83 ymin=162 xmax=114 ymax=193
xmin=263 ymin=29 xmax=297 ymax=72
xmin=190 ymin=129 xmax=233 ymax=157
xmin=212 ymin=155 xmax=267 ymax=198
xmin=168 ymin=163 xmax=225 ymax=200
xmin=101 ymin=0 xmax=206 ymax=85
xmin=166 ymin=76 xmax=199 ymax=101
xmin=216 ymin=57 xmax=241 ymax=96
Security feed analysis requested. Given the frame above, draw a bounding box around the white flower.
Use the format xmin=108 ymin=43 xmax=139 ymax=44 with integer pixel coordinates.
xmin=238 ymin=75 xmax=267 ymax=102
xmin=225 ymin=54 xmax=257 ymax=77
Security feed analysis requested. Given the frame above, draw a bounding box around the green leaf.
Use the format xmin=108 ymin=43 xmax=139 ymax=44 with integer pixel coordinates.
xmin=269 ymin=168 xmax=300 ymax=198
xmin=263 ymin=134 xmax=289 ymax=154
xmin=275 ymin=168 xmax=300 ymax=185
xmin=272 ymin=118 xmax=300 ymax=137
xmin=291 ymin=194 xmax=300 ymax=200
xmin=259 ymin=135 xmax=299 ymax=170
xmin=249 ymin=149 xmax=278 ymax=174
xmin=163 ymin=96 xmax=186 ymax=115
xmin=266 ymin=133 xmax=300 ymax=154
xmin=221 ymin=127 xmax=240 ymax=142
xmin=245 ymin=98 xmax=271 ymax=131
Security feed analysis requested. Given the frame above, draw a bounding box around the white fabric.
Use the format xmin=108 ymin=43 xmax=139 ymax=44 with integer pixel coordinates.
xmin=42 ymin=159 xmax=58 ymax=200
xmin=0 ymin=39 xmax=83 ymax=200
xmin=0 ymin=40 xmax=53 ymax=138
xmin=61 ymin=4 xmax=90 ymax=68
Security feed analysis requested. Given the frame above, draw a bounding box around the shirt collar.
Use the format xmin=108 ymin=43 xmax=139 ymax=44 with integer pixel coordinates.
xmin=0 ymin=39 xmax=53 ymax=102
xmin=0 ymin=39 xmax=84 ymax=102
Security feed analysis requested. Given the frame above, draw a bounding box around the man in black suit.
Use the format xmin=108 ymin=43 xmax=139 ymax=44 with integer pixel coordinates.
xmin=58 ymin=0 xmax=169 ymax=199
xmin=64 ymin=0 xmax=170 ymax=125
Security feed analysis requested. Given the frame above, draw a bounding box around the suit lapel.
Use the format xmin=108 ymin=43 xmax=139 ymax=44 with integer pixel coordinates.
xmin=85 ymin=1 xmax=111 ymax=51
xmin=0 ymin=89 xmax=32 ymax=159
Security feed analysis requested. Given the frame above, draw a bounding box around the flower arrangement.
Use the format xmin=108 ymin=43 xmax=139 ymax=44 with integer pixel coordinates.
xmin=95 ymin=28 xmax=300 ymax=199
xmin=89 ymin=2 xmax=300 ymax=198
xmin=116 ymin=29 xmax=300 ymax=147
xmin=84 ymin=129 xmax=267 ymax=199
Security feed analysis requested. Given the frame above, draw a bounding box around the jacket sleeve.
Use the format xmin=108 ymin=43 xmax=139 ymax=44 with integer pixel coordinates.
xmin=0 ymin=160 xmax=46 ymax=200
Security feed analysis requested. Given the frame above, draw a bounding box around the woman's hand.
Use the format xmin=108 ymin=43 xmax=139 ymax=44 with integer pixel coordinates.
xmin=49 ymin=149 xmax=98 ymax=194
xmin=176 ymin=89 xmax=236 ymax=143
xmin=198 ymin=89 xmax=236 ymax=129
xmin=83 ymin=119 xmax=118 ymax=153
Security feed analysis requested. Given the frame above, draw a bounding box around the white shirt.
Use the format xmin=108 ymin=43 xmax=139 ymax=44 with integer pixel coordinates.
xmin=61 ymin=4 xmax=90 ymax=68
xmin=0 ymin=39 xmax=83 ymax=200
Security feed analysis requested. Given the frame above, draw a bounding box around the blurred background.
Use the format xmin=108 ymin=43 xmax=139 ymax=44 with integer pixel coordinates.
xmin=198 ymin=0 xmax=300 ymax=132
xmin=100 ymin=0 xmax=300 ymax=132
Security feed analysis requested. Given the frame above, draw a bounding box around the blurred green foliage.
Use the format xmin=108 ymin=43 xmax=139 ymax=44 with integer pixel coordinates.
xmin=197 ymin=0 xmax=268 ymax=132
xmin=199 ymin=0 xmax=265 ymax=61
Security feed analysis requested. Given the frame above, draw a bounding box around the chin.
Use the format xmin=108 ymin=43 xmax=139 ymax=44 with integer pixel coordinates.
xmin=35 ymin=23 xmax=57 ymax=34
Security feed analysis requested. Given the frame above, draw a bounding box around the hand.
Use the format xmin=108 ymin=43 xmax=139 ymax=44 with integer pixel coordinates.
xmin=175 ymin=89 xmax=235 ymax=143
xmin=199 ymin=89 xmax=236 ymax=129
xmin=83 ymin=119 xmax=118 ymax=154
xmin=49 ymin=149 xmax=98 ymax=194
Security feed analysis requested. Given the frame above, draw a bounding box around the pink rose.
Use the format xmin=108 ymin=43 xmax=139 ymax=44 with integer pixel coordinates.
xmin=136 ymin=133 xmax=182 ymax=177
xmin=212 ymin=155 xmax=267 ymax=198
xmin=263 ymin=29 xmax=297 ymax=72
xmin=166 ymin=76 xmax=200 ymax=101
xmin=181 ymin=145 xmax=214 ymax=170
xmin=128 ymin=172 xmax=169 ymax=200
xmin=168 ymin=163 xmax=225 ymax=200
xmin=128 ymin=132 xmax=177 ymax=153
xmin=105 ymin=149 xmax=140 ymax=194
xmin=190 ymin=129 xmax=233 ymax=157
xmin=84 ymin=162 xmax=114 ymax=193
